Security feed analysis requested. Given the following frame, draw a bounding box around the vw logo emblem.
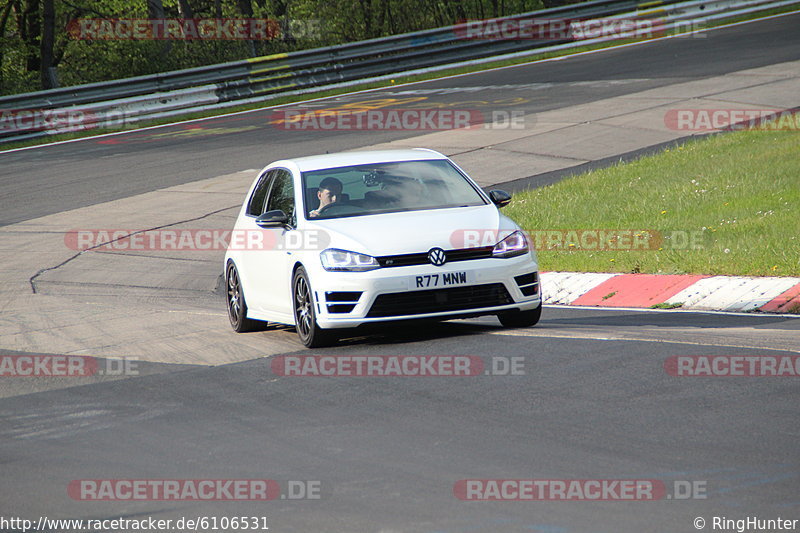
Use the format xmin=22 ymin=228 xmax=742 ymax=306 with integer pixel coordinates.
xmin=428 ymin=247 xmax=447 ymax=266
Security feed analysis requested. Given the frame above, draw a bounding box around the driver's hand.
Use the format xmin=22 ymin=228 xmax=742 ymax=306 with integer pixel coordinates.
xmin=309 ymin=209 xmax=320 ymax=218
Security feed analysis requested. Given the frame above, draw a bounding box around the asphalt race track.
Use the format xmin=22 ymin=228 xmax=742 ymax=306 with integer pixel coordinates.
xmin=1 ymin=14 xmax=799 ymax=533
xmin=1 ymin=310 xmax=799 ymax=532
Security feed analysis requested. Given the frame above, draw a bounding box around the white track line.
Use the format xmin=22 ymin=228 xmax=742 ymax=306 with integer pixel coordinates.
xmin=487 ymin=328 xmax=800 ymax=353
xmin=543 ymin=304 xmax=800 ymax=318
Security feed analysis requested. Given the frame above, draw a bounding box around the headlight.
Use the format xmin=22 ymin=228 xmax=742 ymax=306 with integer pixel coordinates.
xmin=492 ymin=230 xmax=529 ymax=258
xmin=320 ymin=248 xmax=380 ymax=272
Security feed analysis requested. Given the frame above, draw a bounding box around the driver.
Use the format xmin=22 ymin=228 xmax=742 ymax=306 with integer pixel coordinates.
xmin=309 ymin=177 xmax=343 ymax=218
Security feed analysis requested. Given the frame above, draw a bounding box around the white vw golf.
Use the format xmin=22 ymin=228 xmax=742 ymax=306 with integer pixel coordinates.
xmin=224 ymin=149 xmax=541 ymax=347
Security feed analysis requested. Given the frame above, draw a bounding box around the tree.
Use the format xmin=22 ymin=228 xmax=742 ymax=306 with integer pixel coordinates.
xmin=40 ymin=0 xmax=55 ymax=88
xmin=237 ymin=0 xmax=257 ymax=56
xmin=147 ymin=0 xmax=165 ymax=19
xmin=0 ymin=0 xmax=15 ymax=89
xmin=1 ymin=0 xmax=551 ymax=96
xmin=177 ymin=0 xmax=194 ymax=18
xmin=19 ymin=0 xmax=41 ymax=73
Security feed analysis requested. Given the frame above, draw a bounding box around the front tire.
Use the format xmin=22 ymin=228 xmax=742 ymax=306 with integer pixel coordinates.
xmin=292 ymin=266 xmax=337 ymax=348
xmin=498 ymin=302 xmax=542 ymax=328
xmin=226 ymin=261 xmax=262 ymax=332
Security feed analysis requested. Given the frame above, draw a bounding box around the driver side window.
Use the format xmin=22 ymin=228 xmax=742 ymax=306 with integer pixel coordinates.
xmin=264 ymin=169 xmax=296 ymax=226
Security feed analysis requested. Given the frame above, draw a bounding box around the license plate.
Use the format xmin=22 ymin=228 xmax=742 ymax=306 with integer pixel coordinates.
xmin=410 ymin=271 xmax=470 ymax=289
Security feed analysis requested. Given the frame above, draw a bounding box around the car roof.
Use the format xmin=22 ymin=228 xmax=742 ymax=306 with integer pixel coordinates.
xmin=281 ymin=149 xmax=448 ymax=172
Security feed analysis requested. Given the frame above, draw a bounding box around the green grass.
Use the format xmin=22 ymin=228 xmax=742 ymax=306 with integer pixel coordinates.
xmin=505 ymin=130 xmax=800 ymax=277
xmin=2 ymin=5 xmax=798 ymax=152
xmin=650 ymin=302 xmax=684 ymax=309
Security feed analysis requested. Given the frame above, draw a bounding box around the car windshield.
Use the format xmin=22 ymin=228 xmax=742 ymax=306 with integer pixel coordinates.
xmin=301 ymin=159 xmax=487 ymax=220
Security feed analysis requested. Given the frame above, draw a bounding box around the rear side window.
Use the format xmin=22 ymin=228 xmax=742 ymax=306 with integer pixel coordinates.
xmin=265 ymin=169 xmax=296 ymax=225
xmin=246 ymin=170 xmax=275 ymax=216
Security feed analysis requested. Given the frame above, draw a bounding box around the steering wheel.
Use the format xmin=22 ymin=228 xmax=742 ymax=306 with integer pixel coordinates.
xmin=316 ymin=202 xmax=367 ymax=216
xmin=316 ymin=202 xmax=339 ymax=216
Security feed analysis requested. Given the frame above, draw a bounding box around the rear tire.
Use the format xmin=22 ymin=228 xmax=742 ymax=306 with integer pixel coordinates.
xmin=226 ymin=261 xmax=263 ymax=333
xmin=292 ymin=266 xmax=337 ymax=348
xmin=498 ymin=302 xmax=542 ymax=328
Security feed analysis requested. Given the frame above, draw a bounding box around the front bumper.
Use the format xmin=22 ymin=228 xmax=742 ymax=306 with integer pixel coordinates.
xmin=307 ymin=253 xmax=541 ymax=329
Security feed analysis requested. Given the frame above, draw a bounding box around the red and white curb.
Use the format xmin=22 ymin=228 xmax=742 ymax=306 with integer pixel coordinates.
xmin=540 ymin=272 xmax=800 ymax=314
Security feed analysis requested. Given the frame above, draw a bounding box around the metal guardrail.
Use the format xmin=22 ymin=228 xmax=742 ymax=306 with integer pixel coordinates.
xmin=0 ymin=0 xmax=795 ymax=144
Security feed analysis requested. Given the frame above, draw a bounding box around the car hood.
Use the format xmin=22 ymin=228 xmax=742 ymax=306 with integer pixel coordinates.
xmin=308 ymin=205 xmax=518 ymax=256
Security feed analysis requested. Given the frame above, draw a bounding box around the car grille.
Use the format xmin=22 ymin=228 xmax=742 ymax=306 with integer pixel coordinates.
xmin=377 ymin=246 xmax=494 ymax=268
xmin=366 ymin=283 xmax=513 ymax=318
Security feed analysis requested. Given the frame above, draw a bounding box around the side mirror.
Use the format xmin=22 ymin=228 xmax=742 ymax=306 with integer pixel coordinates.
xmin=488 ymin=189 xmax=512 ymax=208
xmin=255 ymin=210 xmax=289 ymax=228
